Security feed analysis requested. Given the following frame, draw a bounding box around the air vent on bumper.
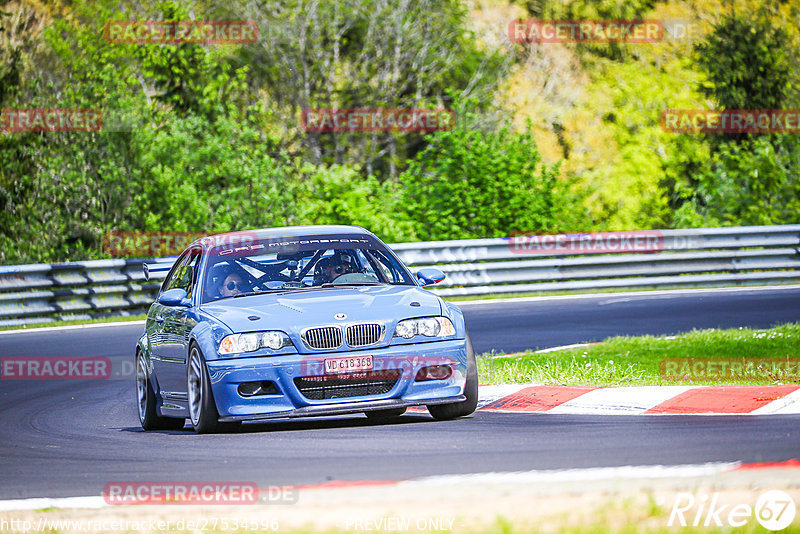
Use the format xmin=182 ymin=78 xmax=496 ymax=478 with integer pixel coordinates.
xmin=294 ymin=369 xmax=401 ymax=400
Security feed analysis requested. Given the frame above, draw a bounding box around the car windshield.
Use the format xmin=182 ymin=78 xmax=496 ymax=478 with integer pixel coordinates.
xmin=202 ymin=233 xmax=414 ymax=303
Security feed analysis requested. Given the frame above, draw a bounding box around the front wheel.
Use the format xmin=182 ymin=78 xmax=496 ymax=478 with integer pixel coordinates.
xmin=427 ymin=334 xmax=478 ymax=420
xmin=136 ymin=351 xmax=185 ymax=431
xmin=187 ymin=345 xmax=227 ymax=434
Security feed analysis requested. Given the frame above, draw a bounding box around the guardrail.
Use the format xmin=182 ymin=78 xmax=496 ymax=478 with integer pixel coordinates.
xmin=0 ymin=259 xmax=161 ymax=327
xmin=1 ymin=225 xmax=798 ymax=326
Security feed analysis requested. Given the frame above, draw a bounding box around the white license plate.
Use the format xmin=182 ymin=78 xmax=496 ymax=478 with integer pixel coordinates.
xmin=324 ymin=355 xmax=373 ymax=374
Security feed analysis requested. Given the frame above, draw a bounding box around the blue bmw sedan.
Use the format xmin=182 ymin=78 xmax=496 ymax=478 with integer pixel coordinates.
xmin=136 ymin=225 xmax=478 ymax=433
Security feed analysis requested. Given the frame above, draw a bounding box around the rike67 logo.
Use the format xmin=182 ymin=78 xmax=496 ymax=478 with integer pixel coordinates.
xmin=669 ymin=490 xmax=796 ymax=531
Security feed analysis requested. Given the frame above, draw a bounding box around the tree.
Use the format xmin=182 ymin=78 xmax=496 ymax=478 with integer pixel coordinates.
xmin=674 ymin=11 xmax=800 ymax=227
xmin=686 ymin=134 xmax=800 ymax=226
xmin=695 ymin=14 xmax=792 ymax=113
xmin=398 ymin=105 xmax=583 ymax=241
xmin=227 ymin=0 xmax=510 ymax=180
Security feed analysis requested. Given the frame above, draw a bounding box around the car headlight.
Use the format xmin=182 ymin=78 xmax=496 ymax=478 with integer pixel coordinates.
xmin=394 ymin=317 xmax=455 ymax=339
xmin=219 ymin=331 xmax=292 ymax=354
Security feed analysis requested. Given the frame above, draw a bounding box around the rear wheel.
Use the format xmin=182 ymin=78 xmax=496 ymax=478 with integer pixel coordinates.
xmin=427 ymin=334 xmax=478 ymax=420
xmin=187 ymin=345 xmax=232 ymax=434
xmin=365 ymin=407 xmax=406 ymax=420
xmin=136 ymin=351 xmax=185 ymax=431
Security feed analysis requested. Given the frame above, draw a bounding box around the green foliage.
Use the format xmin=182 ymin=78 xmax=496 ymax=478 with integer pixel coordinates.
xmin=128 ymin=111 xmax=294 ymax=232
xmin=293 ymin=164 xmax=417 ymax=243
xmin=234 ymin=0 xmax=509 ymax=179
xmin=520 ymin=0 xmax=656 ymax=18
xmin=0 ymin=0 xmax=287 ymax=262
xmin=398 ymin=106 xmax=582 ymax=241
xmin=517 ymin=0 xmax=658 ymax=62
xmin=690 ymin=134 xmax=800 ymax=225
xmin=576 ymin=58 xmax=700 ymax=230
xmin=695 ymin=14 xmax=792 ymax=112
xmin=2 ymin=0 xmax=800 ymax=266
xmin=673 ymin=11 xmax=800 ymax=227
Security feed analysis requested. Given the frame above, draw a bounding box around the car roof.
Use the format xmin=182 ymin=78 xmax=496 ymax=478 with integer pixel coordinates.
xmin=191 ymin=225 xmax=375 ymax=249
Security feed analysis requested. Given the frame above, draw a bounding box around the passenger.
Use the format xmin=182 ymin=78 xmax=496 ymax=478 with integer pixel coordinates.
xmin=219 ymin=271 xmax=245 ymax=297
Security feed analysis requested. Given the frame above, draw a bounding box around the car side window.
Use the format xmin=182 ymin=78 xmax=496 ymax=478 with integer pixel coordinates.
xmin=365 ymin=249 xmax=408 ymax=284
xmin=354 ymin=250 xmax=385 ymax=281
xmin=161 ymin=248 xmax=202 ymax=296
xmin=160 ymin=251 xmax=190 ymax=293
xmin=352 ymin=250 xmax=381 ymax=281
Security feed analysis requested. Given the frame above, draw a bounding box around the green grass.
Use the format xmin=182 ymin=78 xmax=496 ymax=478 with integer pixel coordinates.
xmin=0 ymin=314 xmax=147 ymax=332
xmin=478 ymin=322 xmax=800 ymax=386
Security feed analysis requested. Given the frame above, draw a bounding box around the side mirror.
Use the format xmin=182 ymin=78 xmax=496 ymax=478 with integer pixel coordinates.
xmin=143 ymin=261 xmax=173 ymax=281
xmin=158 ymin=288 xmax=191 ymax=307
xmin=416 ymin=267 xmax=446 ymax=287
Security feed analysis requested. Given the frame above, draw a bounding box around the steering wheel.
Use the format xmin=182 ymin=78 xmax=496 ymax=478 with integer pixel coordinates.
xmin=252 ymin=272 xmax=291 ymax=290
xmin=329 ymin=272 xmax=379 ymax=284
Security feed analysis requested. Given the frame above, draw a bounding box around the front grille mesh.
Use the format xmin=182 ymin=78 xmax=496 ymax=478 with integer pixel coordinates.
xmin=294 ymin=369 xmax=401 ymax=400
xmin=303 ymin=323 xmax=385 ymax=350
xmin=303 ymin=326 xmax=343 ymax=350
xmin=346 ymin=323 xmax=383 ymax=347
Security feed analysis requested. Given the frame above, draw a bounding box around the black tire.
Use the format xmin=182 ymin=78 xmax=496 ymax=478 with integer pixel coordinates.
xmin=365 ymin=407 xmax=407 ymax=420
xmin=136 ymin=351 xmax=185 ymax=431
xmin=187 ymin=344 xmax=230 ymax=434
xmin=427 ymin=334 xmax=478 ymax=420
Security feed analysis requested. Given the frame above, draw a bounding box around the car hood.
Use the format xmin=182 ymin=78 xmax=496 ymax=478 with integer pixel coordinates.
xmin=201 ymin=285 xmax=442 ymax=335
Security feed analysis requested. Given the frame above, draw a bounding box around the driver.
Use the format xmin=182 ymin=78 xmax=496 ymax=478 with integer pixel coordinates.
xmin=313 ymin=252 xmax=356 ymax=285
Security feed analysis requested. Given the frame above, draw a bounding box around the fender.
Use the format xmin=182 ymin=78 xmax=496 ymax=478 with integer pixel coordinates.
xmin=136 ymin=332 xmax=155 ymax=377
xmin=188 ymin=312 xmax=234 ymax=362
xmin=442 ymin=300 xmax=467 ymax=339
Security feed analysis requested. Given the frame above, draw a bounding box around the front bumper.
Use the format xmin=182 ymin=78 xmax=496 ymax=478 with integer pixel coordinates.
xmin=206 ymin=338 xmax=468 ymax=421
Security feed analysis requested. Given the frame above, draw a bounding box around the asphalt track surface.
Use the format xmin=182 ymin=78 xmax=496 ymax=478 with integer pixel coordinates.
xmin=0 ymin=287 xmax=798 ymax=499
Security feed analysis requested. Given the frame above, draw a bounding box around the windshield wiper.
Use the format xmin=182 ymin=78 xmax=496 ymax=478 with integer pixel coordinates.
xmin=232 ymin=289 xmax=291 ymax=298
xmin=319 ymin=282 xmax=383 ymax=288
xmin=233 ymin=284 xmax=326 ymax=297
xmin=223 ymin=283 xmax=381 ymax=299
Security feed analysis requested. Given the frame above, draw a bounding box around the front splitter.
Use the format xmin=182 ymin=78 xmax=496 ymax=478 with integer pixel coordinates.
xmin=218 ymin=395 xmax=466 ymax=422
